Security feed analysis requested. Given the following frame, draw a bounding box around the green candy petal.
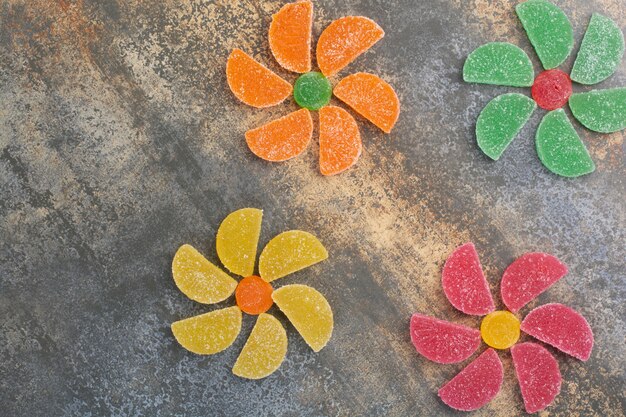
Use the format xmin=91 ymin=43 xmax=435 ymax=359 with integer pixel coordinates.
xmin=569 ymin=88 xmax=626 ymax=133
xmin=570 ymin=14 xmax=625 ymax=85
xmin=536 ymin=109 xmax=595 ymax=178
xmin=477 ymin=93 xmax=536 ymax=160
xmin=463 ymin=42 xmax=534 ymax=87
xmin=516 ymin=0 xmax=573 ymax=70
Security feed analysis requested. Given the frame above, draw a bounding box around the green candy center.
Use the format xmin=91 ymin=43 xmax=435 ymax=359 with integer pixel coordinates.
xmin=293 ymin=72 xmax=332 ymax=110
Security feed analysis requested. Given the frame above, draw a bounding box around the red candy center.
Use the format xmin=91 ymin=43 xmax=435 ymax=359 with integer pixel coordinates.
xmin=531 ymin=69 xmax=572 ymax=110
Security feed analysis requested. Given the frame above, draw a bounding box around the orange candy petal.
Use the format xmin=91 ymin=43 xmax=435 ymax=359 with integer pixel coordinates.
xmin=334 ymin=72 xmax=400 ymax=133
xmin=316 ymin=16 xmax=384 ymax=77
xmin=226 ymin=49 xmax=292 ymax=108
xmin=269 ymin=0 xmax=313 ymax=73
xmin=245 ymin=109 xmax=313 ymax=161
xmin=319 ymin=106 xmax=362 ymax=176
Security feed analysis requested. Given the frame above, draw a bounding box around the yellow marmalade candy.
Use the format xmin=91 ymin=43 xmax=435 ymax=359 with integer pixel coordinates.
xmin=232 ymin=313 xmax=287 ymax=379
xmin=171 ymin=306 xmax=242 ymax=354
xmin=216 ymin=208 xmax=263 ymax=277
xmin=172 ymin=244 xmax=237 ymax=304
xmin=480 ymin=310 xmax=520 ymax=350
xmin=259 ymin=230 xmax=328 ymax=282
xmin=272 ymin=284 xmax=333 ymax=352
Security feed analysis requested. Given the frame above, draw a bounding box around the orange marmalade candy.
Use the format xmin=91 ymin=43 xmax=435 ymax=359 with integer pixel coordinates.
xmin=269 ymin=0 xmax=313 ymax=73
xmin=245 ymin=109 xmax=313 ymax=161
xmin=319 ymin=105 xmax=362 ymax=176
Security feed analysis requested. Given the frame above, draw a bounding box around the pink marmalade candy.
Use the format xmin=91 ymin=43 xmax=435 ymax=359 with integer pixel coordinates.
xmin=501 ymin=253 xmax=568 ymax=312
xmin=442 ymin=243 xmax=495 ymax=315
xmin=438 ymin=349 xmax=504 ymax=411
xmin=410 ymin=314 xmax=481 ymax=364
xmin=511 ymin=342 xmax=561 ymax=414
xmin=521 ymin=303 xmax=594 ymax=361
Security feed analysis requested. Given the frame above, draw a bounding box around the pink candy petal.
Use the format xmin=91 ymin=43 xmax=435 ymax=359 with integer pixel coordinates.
xmin=442 ymin=243 xmax=495 ymax=315
xmin=438 ymin=349 xmax=504 ymax=411
xmin=521 ymin=303 xmax=594 ymax=361
xmin=410 ymin=314 xmax=481 ymax=364
xmin=511 ymin=342 xmax=561 ymax=414
xmin=501 ymin=253 xmax=568 ymax=312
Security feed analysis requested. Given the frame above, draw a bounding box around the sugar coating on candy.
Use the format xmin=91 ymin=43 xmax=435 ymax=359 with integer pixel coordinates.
xmin=268 ymin=0 xmax=312 ymax=73
xmin=501 ymin=252 xmax=568 ymax=313
xmin=569 ymin=88 xmax=626 ymax=134
xmin=226 ymin=49 xmax=292 ymax=108
xmin=172 ymin=244 xmax=237 ymax=304
xmin=272 ymin=284 xmax=333 ymax=352
xmin=317 ymin=16 xmax=384 ymax=77
xmin=570 ymin=13 xmax=625 ymax=85
xmin=410 ymin=314 xmax=481 ymax=364
xmin=531 ymin=69 xmax=572 ymax=111
xmin=476 ymin=93 xmax=536 ymax=160
xmin=333 ymin=72 xmax=400 ymax=133
xmin=293 ymin=72 xmax=332 ymax=110
xmin=442 ymin=243 xmax=495 ymax=316
xmin=232 ymin=313 xmax=287 ymax=379
xmin=171 ymin=306 xmax=242 ymax=355
xmin=516 ymin=0 xmax=573 ymax=70
xmin=511 ymin=342 xmax=561 ymax=413
xmin=259 ymin=230 xmax=328 ymax=282
xmin=235 ymin=276 xmax=274 ymax=315
xmin=535 ymin=109 xmax=595 ymax=178
xmin=463 ymin=42 xmax=534 ymax=87
xmin=216 ymin=208 xmax=263 ymax=277
xmin=521 ymin=303 xmax=594 ymax=361
xmin=438 ymin=349 xmax=504 ymax=411
xmin=319 ymin=105 xmax=362 ymax=176
xmin=245 ymin=109 xmax=313 ymax=162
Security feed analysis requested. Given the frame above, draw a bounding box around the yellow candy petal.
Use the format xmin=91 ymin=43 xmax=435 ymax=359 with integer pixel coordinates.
xmin=272 ymin=284 xmax=333 ymax=352
xmin=171 ymin=306 xmax=242 ymax=355
xmin=232 ymin=313 xmax=287 ymax=379
xmin=258 ymin=230 xmax=328 ymax=282
xmin=216 ymin=208 xmax=263 ymax=277
xmin=173 ymin=244 xmax=237 ymax=304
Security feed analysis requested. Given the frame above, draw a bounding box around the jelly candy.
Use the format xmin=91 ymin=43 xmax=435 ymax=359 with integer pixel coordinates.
xmin=480 ymin=311 xmax=520 ymax=350
xmin=319 ymin=105 xmax=362 ymax=176
xmin=569 ymin=88 xmax=626 ymax=133
xmin=172 ymin=244 xmax=237 ymax=304
xmin=232 ymin=313 xmax=287 ymax=379
xmin=570 ymin=14 xmax=625 ymax=85
xmin=511 ymin=342 xmax=561 ymax=413
xmin=501 ymin=252 xmax=568 ymax=312
xmin=317 ymin=16 xmax=384 ymax=77
xmin=438 ymin=349 xmax=504 ymax=411
xmin=521 ymin=303 xmax=593 ymax=361
xmin=531 ymin=69 xmax=572 ymax=111
xmin=259 ymin=230 xmax=328 ymax=282
xmin=235 ymin=276 xmax=274 ymax=315
xmin=272 ymin=284 xmax=333 ymax=352
xmin=226 ymin=49 xmax=292 ymax=108
xmin=476 ymin=93 xmax=536 ymax=160
xmin=171 ymin=306 xmax=242 ymax=355
xmin=463 ymin=43 xmax=534 ymax=87
xmin=410 ymin=314 xmax=481 ymax=364
xmin=334 ymin=72 xmax=400 ymax=133
xmin=516 ymin=0 xmax=573 ymax=69
xmin=442 ymin=243 xmax=495 ymax=316
xmin=269 ymin=0 xmax=312 ymax=73
xmin=293 ymin=72 xmax=332 ymax=110
xmin=216 ymin=208 xmax=262 ymax=277
xmin=245 ymin=109 xmax=313 ymax=162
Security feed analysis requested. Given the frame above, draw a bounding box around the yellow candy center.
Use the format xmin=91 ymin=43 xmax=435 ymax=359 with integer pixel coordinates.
xmin=480 ymin=311 xmax=520 ymax=349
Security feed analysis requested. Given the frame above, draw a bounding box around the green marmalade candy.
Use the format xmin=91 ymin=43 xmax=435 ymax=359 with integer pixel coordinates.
xmin=536 ymin=109 xmax=595 ymax=178
xmin=463 ymin=42 xmax=534 ymax=87
xmin=570 ymin=14 xmax=625 ymax=85
xmin=516 ymin=0 xmax=573 ymax=70
xmin=477 ymin=94 xmax=536 ymax=160
xmin=293 ymin=72 xmax=332 ymax=111
xmin=569 ymin=88 xmax=626 ymax=134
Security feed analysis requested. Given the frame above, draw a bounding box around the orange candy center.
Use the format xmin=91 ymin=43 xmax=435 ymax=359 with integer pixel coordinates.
xmin=235 ymin=276 xmax=274 ymax=315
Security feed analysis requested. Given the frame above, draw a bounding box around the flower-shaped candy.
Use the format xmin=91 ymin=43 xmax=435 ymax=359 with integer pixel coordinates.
xmin=410 ymin=243 xmax=594 ymax=413
xmin=171 ymin=208 xmax=333 ymax=379
xmin=464 ymin=0 xmax=626 ymax=177
xmin=227 ymin=0 xmax=400 ymax=176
